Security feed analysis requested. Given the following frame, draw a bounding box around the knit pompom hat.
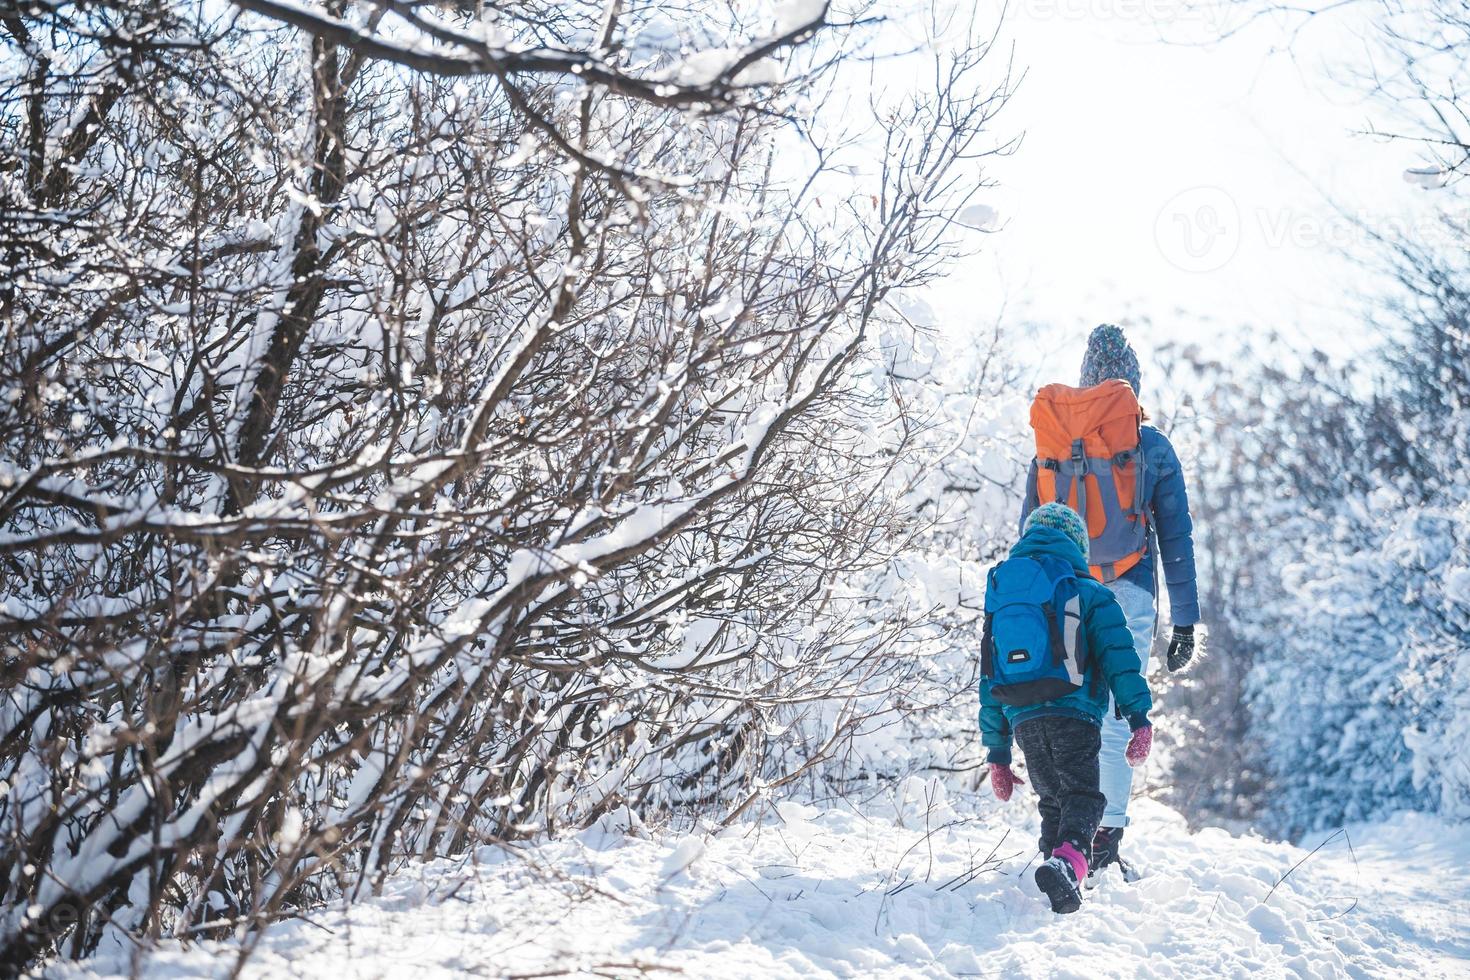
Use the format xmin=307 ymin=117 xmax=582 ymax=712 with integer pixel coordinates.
xmin=1024 ymin=502 xmax=1090 ymax=559
xmin=1079 ymin=323 xmax=1141 ymax=396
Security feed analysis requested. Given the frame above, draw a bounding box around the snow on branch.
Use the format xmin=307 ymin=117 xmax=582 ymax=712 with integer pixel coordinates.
xmin=232 ymin=0 xmax=829 ymax=103
xmin=0 ymin=0 xmax=1013 ymax=970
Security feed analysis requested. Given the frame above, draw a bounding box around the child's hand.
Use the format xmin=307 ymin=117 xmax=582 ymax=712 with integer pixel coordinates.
xmin=1125 ymin=724 xmax=1153 ymax=767
xmin=989 ymin=763 xmax=1024 ymax=801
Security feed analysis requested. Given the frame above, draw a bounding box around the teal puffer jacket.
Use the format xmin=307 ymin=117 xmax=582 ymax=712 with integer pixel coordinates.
xmin=979 ymin=526 xmax=1153 ymax=765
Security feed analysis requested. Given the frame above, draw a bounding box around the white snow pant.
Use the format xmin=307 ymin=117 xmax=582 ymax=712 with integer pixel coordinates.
xmin=1100 ymin=578 xmax=1156 ymax=829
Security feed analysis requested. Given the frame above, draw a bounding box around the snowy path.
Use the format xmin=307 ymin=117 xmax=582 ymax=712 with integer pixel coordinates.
xmin=53 ymin=785 xmax=1470 ymax=979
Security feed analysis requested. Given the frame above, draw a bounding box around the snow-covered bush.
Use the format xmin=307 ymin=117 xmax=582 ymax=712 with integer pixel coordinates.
xmin=1162 ymin=236 xmax=1470 ymax=835
xmin=1131 ymin=340 xmax=1274 ymax=827
xmin=1148 ymin=0 xmax=1470 ymax=836
xmin=0 ymin=0 xmax=1015 ymax=967
xmin=813 ymin=318 xmax=1032 ymax=788
xmin=1244 ymin=485 xmax=1470 ymax=834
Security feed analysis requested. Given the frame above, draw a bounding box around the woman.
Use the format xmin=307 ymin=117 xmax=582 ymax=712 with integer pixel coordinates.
xmin=1019 ymin=323 xmax=1201 ymax=880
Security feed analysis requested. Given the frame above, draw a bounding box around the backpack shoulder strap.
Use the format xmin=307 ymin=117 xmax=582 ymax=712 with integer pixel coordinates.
xmin=1043 ymin=561 xmax=1091 ymax=685
xmin=980 ymin=562 xmax=1004 ymax=678
xmin=981 ymin=612 xmax=995 ymax=679
xmin=1042 ymin=601 xmax=1065 ymax=665
xmin=1029 ymin=557 xmax=1071 ymax=667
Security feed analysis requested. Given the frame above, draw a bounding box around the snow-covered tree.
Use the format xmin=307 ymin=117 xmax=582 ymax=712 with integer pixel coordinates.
xmin=1160 ymin=278 xmax=1470 ymax=835
xmin=1163 ymin=0 xmax=1470 ymax=836
xmin=0 ymin=0 xmax=1015 ymax=967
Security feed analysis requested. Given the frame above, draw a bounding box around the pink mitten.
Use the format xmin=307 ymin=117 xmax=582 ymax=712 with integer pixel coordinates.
xmin=1125 ymin=725 xmax=1153 ymax=767
xmin=989 ymin=763 xmax=1024 ymax=801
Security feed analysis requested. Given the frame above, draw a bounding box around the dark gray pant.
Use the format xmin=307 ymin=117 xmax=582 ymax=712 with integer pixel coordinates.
xmin=1015 ymin=715 xmax=1107 ymax=858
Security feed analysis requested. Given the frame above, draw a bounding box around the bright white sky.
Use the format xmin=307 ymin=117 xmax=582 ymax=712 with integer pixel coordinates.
xmin=919 ymin=0 xmax=1445 ymax=357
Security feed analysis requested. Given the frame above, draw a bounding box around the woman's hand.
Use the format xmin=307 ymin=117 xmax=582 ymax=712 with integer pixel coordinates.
xmin=1166 ymin=625 xmax=1197 ymax=672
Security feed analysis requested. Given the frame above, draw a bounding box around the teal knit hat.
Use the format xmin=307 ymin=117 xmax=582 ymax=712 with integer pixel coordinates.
xmin=1024 ymin=502 xmax=1090 ymax=559
xmin=1079 ymin=323 xmax=1142 ymax=396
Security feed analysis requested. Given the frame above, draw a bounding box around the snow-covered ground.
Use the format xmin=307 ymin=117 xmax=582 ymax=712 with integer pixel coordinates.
xmin=50 ymin=780 xmax=1470 ymax=979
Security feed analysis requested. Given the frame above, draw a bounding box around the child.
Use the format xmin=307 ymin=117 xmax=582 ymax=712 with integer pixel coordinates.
xmin=979 ymin=502 xmax=1154 ymax=913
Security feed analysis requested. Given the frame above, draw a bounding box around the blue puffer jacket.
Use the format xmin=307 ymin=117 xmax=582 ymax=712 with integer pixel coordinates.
xmin=979 ymin=526 xmax=1153 ymax=765
xmin=1020 ymin=424 xmax=1200 ymax=625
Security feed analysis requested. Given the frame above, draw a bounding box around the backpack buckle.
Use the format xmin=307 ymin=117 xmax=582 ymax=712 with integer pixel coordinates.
xmin=1070 ymin=439 xmax=1087 ymax=474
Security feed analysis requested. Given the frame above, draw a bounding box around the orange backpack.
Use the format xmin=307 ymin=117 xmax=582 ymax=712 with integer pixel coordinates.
xmin=1029 ymin=380 xmax=1148 ymax=582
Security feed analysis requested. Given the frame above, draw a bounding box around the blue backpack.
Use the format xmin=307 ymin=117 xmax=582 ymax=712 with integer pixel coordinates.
xmin=981 ymin=556 xmax=1090 ymax=706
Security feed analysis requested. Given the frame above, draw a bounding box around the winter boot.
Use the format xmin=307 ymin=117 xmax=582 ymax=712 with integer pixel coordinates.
xmin=1034 ymin=841 xmax=1086 ymax=914
xmin=1088 ymin=826 xmax=1138 ymax=885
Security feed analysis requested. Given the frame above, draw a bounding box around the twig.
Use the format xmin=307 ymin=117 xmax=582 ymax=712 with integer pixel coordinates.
xmin=1264 ymin=829 xmax=1345 ymax=905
